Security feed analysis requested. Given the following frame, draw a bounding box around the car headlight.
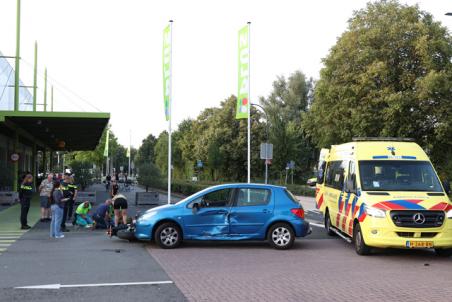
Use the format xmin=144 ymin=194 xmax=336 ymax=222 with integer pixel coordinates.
xmin=137 ymin=211 xmax=157 ymax=222
xmin=447 ymin=209 xmax=452 ymax=219
xmin=365 ymin=205 xmax=386 ymax=218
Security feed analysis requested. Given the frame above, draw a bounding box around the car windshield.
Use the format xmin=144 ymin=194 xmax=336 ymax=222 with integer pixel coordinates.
xmin=359 ymin=160 xmax=443 ymax=192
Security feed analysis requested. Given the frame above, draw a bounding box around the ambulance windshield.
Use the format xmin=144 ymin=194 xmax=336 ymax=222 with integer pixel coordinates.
xmin=359 ymin=160 xmax=443 ymax=192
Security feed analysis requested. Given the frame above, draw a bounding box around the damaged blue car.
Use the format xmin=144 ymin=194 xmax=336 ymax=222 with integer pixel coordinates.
xmin=130 ymin=184 xmax=311 ymax=249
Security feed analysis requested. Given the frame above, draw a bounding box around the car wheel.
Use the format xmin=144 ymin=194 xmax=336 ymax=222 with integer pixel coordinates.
xmin=324 ymin=210 xmax=335 ymax=236
xmin=353 ymin=223 xmax=371 ymax=256
xmin=434 ymin=248 xmax=452 ymax=257
xmin=155 ymin=222 xmax=182 ymax=249
xmin=267 ymin=223 xmax=295 ymax=250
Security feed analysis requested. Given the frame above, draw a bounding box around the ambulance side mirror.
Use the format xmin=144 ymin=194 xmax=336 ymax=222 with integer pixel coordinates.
xmin=442 ymin=180 xmax=451 ymax=194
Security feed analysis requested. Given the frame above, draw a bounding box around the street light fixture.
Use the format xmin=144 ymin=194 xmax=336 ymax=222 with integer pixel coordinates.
xmin=446 ymin=12 xmax=452 ymax=16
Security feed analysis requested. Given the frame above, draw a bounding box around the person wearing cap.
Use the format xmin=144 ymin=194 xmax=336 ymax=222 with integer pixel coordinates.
xmin=75 ymin=201 xmax=94 ymax=229
xmin=19 ymin=174 xmax=34 ymax=230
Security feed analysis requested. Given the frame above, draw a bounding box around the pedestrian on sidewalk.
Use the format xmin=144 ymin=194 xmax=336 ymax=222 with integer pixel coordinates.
xmin=50 ymin=181 xmax=68 ymax=238
xmin=38 ymin=173 xmax=53 ymax=222
xmin=19 ymin=174 xmax=34 ymax=230
xmin=60 ymin=173 xmax=73 ymax=232
xmin=110 ymin=180 xmax=119 ymax=197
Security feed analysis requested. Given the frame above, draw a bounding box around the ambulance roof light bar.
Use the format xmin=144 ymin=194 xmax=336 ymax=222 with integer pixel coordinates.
xmin=352 ymin=137 xmax=415 ymax=142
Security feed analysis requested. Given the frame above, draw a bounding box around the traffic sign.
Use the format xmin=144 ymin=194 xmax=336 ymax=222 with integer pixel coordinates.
xmin=260 ymin=143 xmax=273 ymax=160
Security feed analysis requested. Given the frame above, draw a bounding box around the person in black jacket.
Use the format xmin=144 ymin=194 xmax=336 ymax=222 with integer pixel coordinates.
xmin=19 ymin=174 xmax=34 ymax=230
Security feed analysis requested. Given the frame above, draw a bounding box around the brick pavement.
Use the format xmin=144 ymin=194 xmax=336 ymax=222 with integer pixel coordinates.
xmin=147 ymin=239 xmax=452 ymax=302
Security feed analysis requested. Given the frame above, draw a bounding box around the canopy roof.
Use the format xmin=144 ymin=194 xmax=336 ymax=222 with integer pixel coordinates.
xmin=0 ymin=111 xmax=110 ymax=151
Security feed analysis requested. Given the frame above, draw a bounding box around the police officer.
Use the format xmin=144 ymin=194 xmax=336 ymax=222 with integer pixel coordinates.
xmin=19 ymin=174 xmax=34 ymax=230
xmin=60 ymin=173 xmax=73 ymax=232
xmin=67 ymin=176 xmax=78 ymax=224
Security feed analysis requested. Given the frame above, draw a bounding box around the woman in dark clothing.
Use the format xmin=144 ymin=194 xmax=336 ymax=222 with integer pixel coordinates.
xmin=50 ymin=181 xmax=68 ymax=238
xmin=19 ymin=174 xmax=34 ymax=230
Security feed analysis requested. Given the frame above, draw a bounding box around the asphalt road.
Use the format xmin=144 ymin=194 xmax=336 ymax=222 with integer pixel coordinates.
xmin=0 ymin=185 xmax=186 ymax=302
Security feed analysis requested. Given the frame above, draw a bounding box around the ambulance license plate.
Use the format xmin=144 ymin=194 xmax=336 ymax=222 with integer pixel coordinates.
xmin=406 ymin=241 xmax=433 ymax=248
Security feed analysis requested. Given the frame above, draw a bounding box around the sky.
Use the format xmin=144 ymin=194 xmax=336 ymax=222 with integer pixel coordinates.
xmin=0 ymin=0 xmax=451 ymax=148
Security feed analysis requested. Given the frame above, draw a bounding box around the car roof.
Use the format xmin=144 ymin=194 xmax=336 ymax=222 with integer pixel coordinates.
xmin=206 ymin=183 xmax=286 ymax=190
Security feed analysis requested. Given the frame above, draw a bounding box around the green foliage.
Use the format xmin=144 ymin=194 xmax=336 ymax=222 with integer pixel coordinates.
xmin=137 ymin=162 xmax=162 ymax=192
xmin=305 ymin=0 xmax=452 ymax=178
xmin=260 ymin=71 xmax=316 ymax=182
xmin=135 ymin=134 xmax=157 ymax=166
xmin=70 ymin=160 xmax=93 ymax=191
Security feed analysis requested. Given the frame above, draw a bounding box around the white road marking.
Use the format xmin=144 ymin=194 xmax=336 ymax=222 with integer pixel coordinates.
xmin=15 ymin=280 xmax=174 ymax=289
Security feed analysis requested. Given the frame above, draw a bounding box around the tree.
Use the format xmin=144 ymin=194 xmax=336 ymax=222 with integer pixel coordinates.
xmin=70 ymin=160 xmax=93 ymax=191
xmin=136 ymin=134 xmax=157 ymax=166
xmin=137 ymin=162 xmax=162 ymax=192
xmin=305 ymin=0 xmax=452 ymax=178
xmin=261 ymin=71 xmax=315 ymax=182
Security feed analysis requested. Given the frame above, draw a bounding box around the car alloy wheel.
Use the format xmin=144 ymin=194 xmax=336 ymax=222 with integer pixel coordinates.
xmin=160 ymin=227 xmax=179 ymax=247
xmin=268 ymin=223 xmax=295 ymax=250
xmin=155 ymin=222 xmax=182 ymax=249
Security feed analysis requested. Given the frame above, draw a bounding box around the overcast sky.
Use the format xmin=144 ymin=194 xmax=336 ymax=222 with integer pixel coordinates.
xmin=0 ymin=0 xmax=451 ymax=147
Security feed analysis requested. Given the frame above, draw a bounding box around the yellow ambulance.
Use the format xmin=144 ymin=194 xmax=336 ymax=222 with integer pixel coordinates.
xmin=311 ymin=138 xmax=452 ymax=256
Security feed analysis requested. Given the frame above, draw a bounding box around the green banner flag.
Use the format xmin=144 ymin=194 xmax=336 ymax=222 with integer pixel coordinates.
xmin=236 ymin=25 xmax=249 ymax=119
xmin=103 ymin=130 xmax=109 ymax=157
xmin=163 ymin=24 xmax=172 ymax=121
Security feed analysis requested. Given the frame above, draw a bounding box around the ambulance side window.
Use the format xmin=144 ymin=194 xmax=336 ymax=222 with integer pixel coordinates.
xmin=346 ymin=161 xmax=357 ymax=194
xmin=325 ymin=161 xmax=345 ymax=190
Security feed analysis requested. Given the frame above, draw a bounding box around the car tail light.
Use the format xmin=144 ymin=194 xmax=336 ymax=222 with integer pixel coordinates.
xmin=291 ymin=208 xmax=305 ymax=219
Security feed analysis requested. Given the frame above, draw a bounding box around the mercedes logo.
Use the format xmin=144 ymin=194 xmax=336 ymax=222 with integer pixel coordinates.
xmin=413 ymin=213 xmax=426 ymax=224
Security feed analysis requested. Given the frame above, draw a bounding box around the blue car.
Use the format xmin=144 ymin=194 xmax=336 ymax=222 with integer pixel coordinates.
xmin=132 ymin=184 xmax=311 ymax=249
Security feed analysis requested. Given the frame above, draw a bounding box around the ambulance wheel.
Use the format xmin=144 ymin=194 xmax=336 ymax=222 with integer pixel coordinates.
xmin=353 ymin=223 xmax=371 ymax=255
xmin=324 ymin=210 xmax=335 ymax=236
xmin=435 ymin=248 xmax=452 ymax=257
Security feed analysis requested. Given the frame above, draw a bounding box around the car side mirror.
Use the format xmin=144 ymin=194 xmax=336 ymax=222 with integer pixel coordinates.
xmin=442 ymin=180 xmax=451 ymax=194
xmin=307 ymin=178 xmax=317 ymax=187
xmin=345 ymin=175 xmax=356 ymax=194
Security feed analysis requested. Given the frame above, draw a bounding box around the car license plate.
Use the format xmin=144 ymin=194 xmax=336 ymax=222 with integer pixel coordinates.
xmin=406 ymin=241 xmax=433 ymax=248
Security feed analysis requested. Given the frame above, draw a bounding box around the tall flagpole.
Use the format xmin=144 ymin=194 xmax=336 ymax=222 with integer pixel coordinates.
xmin=168 ymin=20 xmax=173 ymax=205
xmin=247 ymin=22 xmax=251 ymax=184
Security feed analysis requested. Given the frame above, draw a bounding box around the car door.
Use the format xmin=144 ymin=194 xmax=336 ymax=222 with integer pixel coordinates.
xmin=228 ymin=187 xmax=273 ymax=238
xmin=182 ymin=188 xmax=233 ymax=239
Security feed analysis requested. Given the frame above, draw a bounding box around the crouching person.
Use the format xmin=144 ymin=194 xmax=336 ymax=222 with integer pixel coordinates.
xmin=93 ymin=200 xmax=113 ymax=229
xmin=75 ymin=201 xmax=94 ymax=229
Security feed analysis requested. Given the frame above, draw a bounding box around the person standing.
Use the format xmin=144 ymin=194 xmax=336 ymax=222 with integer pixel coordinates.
xmin=19 ymin=174 xmax=34 ymax=230
xmin=38 ymin=173 xmax=53 ymax=222
xmin=50 ymin=181 xmax=67 ymax=238
xmin=60 ymin=174 xmax=73 ymax=232
xmin=110 ymin=180 xmax=119 ymax=197
xmin=67 ymin=175 xmax=78 ymax=224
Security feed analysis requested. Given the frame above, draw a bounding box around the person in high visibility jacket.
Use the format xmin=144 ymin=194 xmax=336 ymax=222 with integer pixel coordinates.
xmin=75 ymin=201 xmax=94 ymax=229
xmin=19 ymin=174 xmax=34 ymax=230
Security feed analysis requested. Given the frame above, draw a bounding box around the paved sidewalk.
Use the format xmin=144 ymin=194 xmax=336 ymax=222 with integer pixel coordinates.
xmin=148 ymin=239 xmax=452 ymax=302
xmin=0 ymin=196 xmax=41 ymax=256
